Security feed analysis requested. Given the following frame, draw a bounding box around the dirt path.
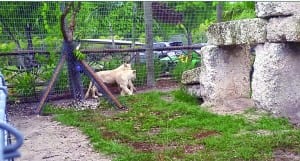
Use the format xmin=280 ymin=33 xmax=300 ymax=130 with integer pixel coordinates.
xmin=6 ymin=83 xmax=179 ymax=161
xmin=10 ymin=114 xmax=112 ymax=161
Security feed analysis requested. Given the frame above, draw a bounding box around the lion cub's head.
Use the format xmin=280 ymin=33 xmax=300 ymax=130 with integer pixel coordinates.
xmin=131 ymin=70 xmax=136 ymax=79
xmin=117 ymin=63 xmax=132 ymax=70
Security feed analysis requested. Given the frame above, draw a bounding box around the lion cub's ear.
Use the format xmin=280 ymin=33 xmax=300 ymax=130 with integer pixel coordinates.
xmin=124 ymin=63 xmax=131 ymax=68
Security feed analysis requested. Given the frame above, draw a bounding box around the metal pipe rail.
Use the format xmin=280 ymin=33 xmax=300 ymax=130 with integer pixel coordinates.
xmin=0 ymin=50 xmax=50 ymax=56
xmin=0 ymin=72 xmax=23 ymax=161
xmin=80 ymin=45 xmax=204 ymax=54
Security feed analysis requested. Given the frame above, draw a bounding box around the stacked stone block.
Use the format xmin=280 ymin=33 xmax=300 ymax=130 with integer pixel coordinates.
xmin=191 ymin=2 xmax=300 ymax=124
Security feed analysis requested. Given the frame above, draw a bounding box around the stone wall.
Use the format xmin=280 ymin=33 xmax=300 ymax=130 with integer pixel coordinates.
xmin=207 ymin=18 xmax=267 ymax=46
xmin=199 ymin=45 xmax=251 ymax=106
xmin=252 ymin=43 xmax=300 ymax=124
xmin=184 ymin=2 xmax=300 ymax=124
xmin=256 ymin=2 xmax=300 ymax=18
xmin=252 ymin=2 xmax=300 ymax=124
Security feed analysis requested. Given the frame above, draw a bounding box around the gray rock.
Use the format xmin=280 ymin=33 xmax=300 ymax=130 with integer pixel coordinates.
xmin=252 ymin=43 xmax=300 ymax=124
xmin=204 ymin=98 xmax=255 ymax=115
xmin=181 ymin=67 xmax=201 ymax=85
xmin=267 ymin=16 xmax=300 ymax=42
xmin=199 ymin=45 xmax=251 ymax=106
xmin=256 ymin=2 xmax=300 ymax=18
xmin=207 ymin=18 xmax=267 ymax=46
xmin=185 ymin=84 xmax=201 ymax=98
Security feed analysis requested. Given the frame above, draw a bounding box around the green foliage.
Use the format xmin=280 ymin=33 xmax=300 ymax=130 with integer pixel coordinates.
xmin=132 ymin=63 xmax=147 ymax=86
xmin=132 ymin=60 xmax=164 ymax=86
xmin=34 ymin=52 xmax=60 ymax=81
xmin=74 ymin=49 xmax=86 ymax=60
xmin=13 ymin=71 xmax=36 ymax=96
xmin=175 ymin=2 xmax=215 ymax=30
xmin=46 ymin=90 xmax=300 ymax=161
xmin=76 ymin=2 xmax=145 ymax=40
xmin=54 ymin=69 xmax=69 ymax=92
xmin=103 ymin=58 xmax=124 ymax=70
xmin=40 ymin=2 xmax=61 ymax=35
xmin=174 ymin=2 xmax=216 ymax=44
xmin=223 ymin=2 xmax=256 ymax=21
xmin=0 ymin=2 xmax=43 ymax=36
xmin=172 ymin=88 xmax=199 ymax=105
xmin=171 ymin=59 xmax=198 ymax=82
xmin=0 ymin=42 xmax=16 ymax=52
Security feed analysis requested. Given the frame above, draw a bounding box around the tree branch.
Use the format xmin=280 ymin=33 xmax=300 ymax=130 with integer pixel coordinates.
xmin=60 ymin=2 xmax=71 ymax=41
xmin=0 ymin=18 xmax=21 ymax=49
xmin=69 ymin=2 xmax=81 ymax=40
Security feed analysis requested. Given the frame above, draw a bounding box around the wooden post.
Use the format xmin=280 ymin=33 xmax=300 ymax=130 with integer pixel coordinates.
xmin=35 ymin=54 xmax=67 ymax=114
xmin=61 ymin=2 xmax=84 ymax=101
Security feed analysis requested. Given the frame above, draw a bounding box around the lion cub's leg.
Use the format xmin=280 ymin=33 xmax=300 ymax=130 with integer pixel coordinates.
xmin=119 ymin=82 xmax=133 ymax=96
xmin=94 ymin=86 xmax=103 ymax=97
xmin=85 ymin=81 xmax=93 ymax=99
xmin=91 ymin=86 xmax=99 ymax=99
xmin=120 ymin=90 xmax=125 ymax=96
xmin=128 ymin=80 xmax=136 ymax=94
xmin=91 ymin=85 xmax=103 ymax=98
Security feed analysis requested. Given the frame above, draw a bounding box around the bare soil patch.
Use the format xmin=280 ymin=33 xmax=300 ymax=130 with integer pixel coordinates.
xmin=8 ymin=104 xmax=112 ymax=161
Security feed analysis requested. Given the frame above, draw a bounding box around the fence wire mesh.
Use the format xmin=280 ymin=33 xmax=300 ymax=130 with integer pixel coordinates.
xmin=0 ymin=1 xmax=256 ymax=103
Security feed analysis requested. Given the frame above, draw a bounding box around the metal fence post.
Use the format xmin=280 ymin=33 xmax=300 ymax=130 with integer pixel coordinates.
xmin=0 ymin=72 xmax=23 ymax=160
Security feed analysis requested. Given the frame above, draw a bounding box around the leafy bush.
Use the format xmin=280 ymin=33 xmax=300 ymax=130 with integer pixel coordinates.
xmin=171 ymin=60 xmax=197 ymax=82
xmin=0 ymin=42 xmax=16 ymax=52
xmin=13 ymin=71 xmax=36 ymax=97
xmin=54 ymin=69 xmax=69 ymax=92
xmin=132 ymin=63 xmax=147 ymax=86
xmin=102 ymin=58 xmax=123 ymax=70
xmin=132 ymin=60 xmax=164 ymax=86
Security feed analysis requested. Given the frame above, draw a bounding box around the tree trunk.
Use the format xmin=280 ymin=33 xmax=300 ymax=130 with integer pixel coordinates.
xmin=217 ymin=2 xmax=223 ymax=23
xmin=65 ymin=42 xmax=84 ymax=101
xmin=61 ymin=2 xmax=83 ymax=101
xmin=25 ymin=23 xmax=37 ymax=68
xmin=187 ymin=30 xmax=193 ymax=46
xmin=0 ymin=19 xmax=25 ymax=69
xmin=26 ymin=24 xmax=33 ymax=50
xmin=132 ymin=2 xmax=140 ymax=64
xmin=144 ymin=1 xmax=155 ymax=87
xmin=186 ymin=29 xmax=193 ymax=57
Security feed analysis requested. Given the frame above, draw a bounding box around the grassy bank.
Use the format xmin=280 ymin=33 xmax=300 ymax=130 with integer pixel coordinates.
xmin=44 ymin=89 xmax=300 ymax=161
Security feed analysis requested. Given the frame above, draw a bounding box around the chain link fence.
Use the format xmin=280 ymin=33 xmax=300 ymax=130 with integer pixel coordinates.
xmin=0 ymin=1 xmax=255 ymax=103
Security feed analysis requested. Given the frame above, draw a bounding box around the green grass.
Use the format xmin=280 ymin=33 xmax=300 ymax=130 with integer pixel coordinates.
xmin=44 ymin=89 xmax=300 ymax=161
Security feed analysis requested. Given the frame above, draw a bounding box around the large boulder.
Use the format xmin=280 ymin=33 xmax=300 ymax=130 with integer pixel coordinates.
xmin=185 ymin=84 xmax=201 ymax=98
xmin=252 ymin=43 xmax=300 ymax=124
xmin=181 ymin=67 xmax=201 ymax=85
xmin=207 ymin=18 xmax=267 ymax=46
xmin=267 ymin=16 xmax=300 ymax=42
xmin=181 ymin=67 xmax=201 ymax=97
xmin=256 ymin=2 xmax=300 ymax=18
xmin=199 ymin=45 xmax=251 ymax=106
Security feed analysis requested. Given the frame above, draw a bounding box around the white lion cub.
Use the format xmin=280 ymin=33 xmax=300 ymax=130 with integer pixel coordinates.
xmin=85 ymin=63 xmax=136 ymax=98
xmin=117 ymin=69 xmax=136 ymax=96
